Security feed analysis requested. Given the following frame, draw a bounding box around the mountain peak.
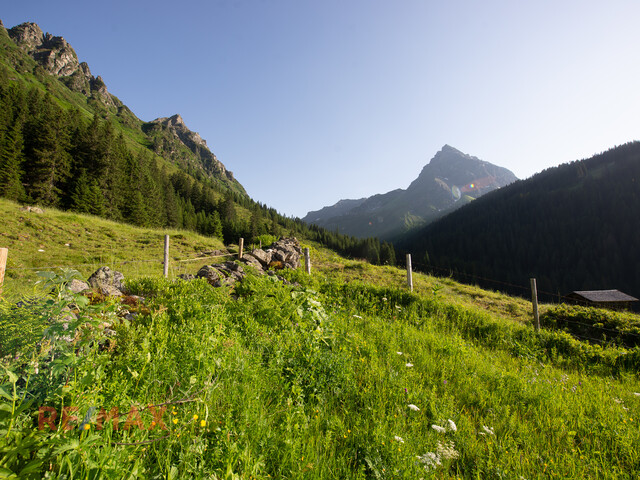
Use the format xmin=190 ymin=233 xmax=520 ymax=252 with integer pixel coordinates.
xmin=304 ymin=146 xmax=517 ymax=239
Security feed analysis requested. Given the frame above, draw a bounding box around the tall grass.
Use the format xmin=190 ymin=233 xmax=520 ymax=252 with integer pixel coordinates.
xmin=2 ymin=268 xmax=640 ymax=478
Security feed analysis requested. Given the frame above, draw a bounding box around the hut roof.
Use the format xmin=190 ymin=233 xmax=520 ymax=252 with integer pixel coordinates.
xmin=568 ymin=290 xmax=639 ymax=303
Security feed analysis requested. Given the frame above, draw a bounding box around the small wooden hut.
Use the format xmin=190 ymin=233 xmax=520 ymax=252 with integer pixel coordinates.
xmin=564 ymin=290 xmax=639 ymax=310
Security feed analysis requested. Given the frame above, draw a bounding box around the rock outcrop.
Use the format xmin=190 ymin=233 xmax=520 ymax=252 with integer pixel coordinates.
xmin=6 ymin=22 xmax=118 ymax=108
xmin=147 ymin=114 xmax=237 ymax=183
xmin=87 ymin=266 xmax=127 ymax=296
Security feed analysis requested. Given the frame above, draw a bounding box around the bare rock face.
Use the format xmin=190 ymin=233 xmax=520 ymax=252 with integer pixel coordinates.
xmin=7 ymin=22 xmax=116 ymax=107
xmin=88 ymin=266 xmax=126 ymax=296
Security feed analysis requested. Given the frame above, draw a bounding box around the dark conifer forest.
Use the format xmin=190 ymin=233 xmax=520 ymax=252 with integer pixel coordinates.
xmin=397 ymin=142 xmax=640 ymax=302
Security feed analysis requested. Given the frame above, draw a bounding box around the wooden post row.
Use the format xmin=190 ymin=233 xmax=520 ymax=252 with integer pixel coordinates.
xmin=0 ymin=248 xmax=7 ymax=296
xmin=530 ymin=277 xmax=540 ymax=331
xmin=406 ymin=253 xmax=413 ymax=292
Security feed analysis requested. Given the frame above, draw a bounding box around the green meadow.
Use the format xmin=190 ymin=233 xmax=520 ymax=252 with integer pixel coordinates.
xmin=1 ymin=200 xmax=640 ymax=479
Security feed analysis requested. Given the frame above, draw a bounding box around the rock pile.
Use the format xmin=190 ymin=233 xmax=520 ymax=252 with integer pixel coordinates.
xmin=193 ymin=237 xmax=303 ymax=287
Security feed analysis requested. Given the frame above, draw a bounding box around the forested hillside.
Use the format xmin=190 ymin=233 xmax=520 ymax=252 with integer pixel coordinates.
xmin=0 ymin=20 xmax=396 ymax=265
xmin=398 ymin=142 xmax=640 ymax=301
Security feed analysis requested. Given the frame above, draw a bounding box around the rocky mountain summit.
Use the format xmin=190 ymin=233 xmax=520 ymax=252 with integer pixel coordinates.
xmin=2 ymin=20 xmax=243 ymax=193
xmin=6 ymin=21 xmax=118 ymax=108
xmin=303 ymin=145 xmax=517 ymax=240
xmin=147 ymin=114 xmax=238 ymax=183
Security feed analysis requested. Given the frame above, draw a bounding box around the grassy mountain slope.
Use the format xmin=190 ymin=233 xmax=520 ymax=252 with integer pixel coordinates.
xmin=397 ymin=142 xmax=640 ymax=302
xmin=2 ymin=198 xmax=640 ymax=478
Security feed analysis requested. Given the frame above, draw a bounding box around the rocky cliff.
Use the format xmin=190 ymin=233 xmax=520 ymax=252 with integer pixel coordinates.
xmin=7 ymin=22 xmax=119 ymax=109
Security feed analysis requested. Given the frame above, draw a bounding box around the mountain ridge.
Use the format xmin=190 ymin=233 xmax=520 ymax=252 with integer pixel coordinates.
xmin=303 ymin=145 xmax=517 ymax=239
xmin=2 ymin=20 xmax=241 ymax=192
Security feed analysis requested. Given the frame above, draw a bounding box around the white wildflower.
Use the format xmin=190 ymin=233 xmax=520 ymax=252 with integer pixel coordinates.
xmin=353 ymin=315 xmax=362 ymax=319
xmin=416 ymin=452 xmax=441 ymax=471
xmin=394 ymin=435 xmax=404 ymax=443
xmin=382 ymin=297 xmax=387 ymax=301
xmin=436 ymin=440 xmax=460 ymax=460
xmin=397 ymin=351 xmax=403 ymax=355
xmin=405 ymin=363 xmax=414 ymax=368
xmin=431 ymin=424 xmax=446 ymax=433
xmin=613 ymin=397 xmax=623 ymax=404
xmin=447 ymin=419 xmax=457 ymax=432
xmin=633 ymin=392 xmax=640 ymax=397
xmin=481 ymin=425 xmax=495 ymax=436
xmin=408 ymin=404 xmax=420 ymax=411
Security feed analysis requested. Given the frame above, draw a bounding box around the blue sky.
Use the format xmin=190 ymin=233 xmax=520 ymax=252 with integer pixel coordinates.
xmin=3 ymin=1 xmax=640 ymax=218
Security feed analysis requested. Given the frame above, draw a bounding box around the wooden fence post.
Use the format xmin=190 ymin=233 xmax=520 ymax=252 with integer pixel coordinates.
xmin=530 ymin=277 xmax=540 ymax=331
xmin=406 ymin=254 xmax=413 ymax=292
xmin=238 ymin=238 xmax=244 ymax=259
xmin=304 ymin=247 xmax=311 ymax=274
xmin=0 ymin=248 xmax=7 ymax=296
xmin=163 ymin=235 xmax=170 ymax=278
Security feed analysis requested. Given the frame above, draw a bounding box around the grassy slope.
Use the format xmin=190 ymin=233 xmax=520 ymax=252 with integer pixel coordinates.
xmin=1 ymin=199 xmax=640 ymax=478
xmin=0 ymin=198 xmax=227 ymax=300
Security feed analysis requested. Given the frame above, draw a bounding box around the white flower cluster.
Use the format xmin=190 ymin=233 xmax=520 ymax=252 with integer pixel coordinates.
xmin=436 ymin=440 xmax=460 ymax=460
xmin=416 ymin=452 xmax=441 ymax=471
xmin=431 ymin=419 xmax=457 ymax=433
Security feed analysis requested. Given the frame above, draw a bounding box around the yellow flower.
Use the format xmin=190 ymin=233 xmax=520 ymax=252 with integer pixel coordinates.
xmin=83 ymin=424 xmax=90 ymax=430
xmin=193 ymin=414 xmax=199 ymax=421
xmin=200 ymin=420 xmax=206 ymax=427
xmin=173 ymin=418 xmax=178 ymax=424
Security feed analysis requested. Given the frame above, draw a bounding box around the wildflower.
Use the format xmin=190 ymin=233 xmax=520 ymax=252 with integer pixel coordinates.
xmin=436 ymin=440 xmax=459 ymax=460
xmin=382 ymin=297 xmax=387 ymax=301
xmin=394 ymin=435 xmax=404 ymax=443
xmin=173 ymin=418 xmax=178 ymax=424
xmin=200 ymin=420 xmax=206 ymax=427
xmin=193 ymin=414 xmax=199 ymax=421
xmin=84 ymin=424 xmax=91 ymax=431
xmin=417 ymin=452 xmax=441 ymax=471
xmin=447 ymin=419 xmax=457 ymax=432
xmin=408 ymin=404 xmax=420 ymax=411
xmin=633 ymin=392 xmax=640 ymax=397
xmin=431 ymin=424 xmax=446 ymax=433
xmin=353 ymin=315 xmax=362 ymax=319
xmin=405 ymin=363 xmax=414 ymax=367
xmin=397 ymin=351 xmax=403 ymax=355
xmin=480 ymin=425 xmax=495 ymax=436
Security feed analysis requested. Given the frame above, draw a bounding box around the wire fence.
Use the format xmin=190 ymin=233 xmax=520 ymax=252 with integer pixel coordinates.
xmin=2 ymin=241 xmax=639 ymax=346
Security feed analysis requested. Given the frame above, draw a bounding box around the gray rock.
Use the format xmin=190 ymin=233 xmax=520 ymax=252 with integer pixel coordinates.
xmin=248 ymin=249 xmax=272 ymax=267
xmin=87 ymin=266 xmax=126 ymax=297
xmin=67 ymin=279 xmax=90 ymax=294
xmin=196 ymin=265 xmax=222 ymax=286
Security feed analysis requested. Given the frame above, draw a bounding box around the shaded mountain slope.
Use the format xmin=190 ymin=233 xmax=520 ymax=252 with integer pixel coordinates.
xmin=398 ymin=142 xmax=640 ymax=301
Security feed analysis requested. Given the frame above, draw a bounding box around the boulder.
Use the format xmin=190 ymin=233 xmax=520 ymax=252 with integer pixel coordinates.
xmin=87 ymin=266 xmax=126 ymax=296
xmin=67 ymin=278 xmax=90 ymax=294
xmin=196 ymin=265 xmax=222 ymax=286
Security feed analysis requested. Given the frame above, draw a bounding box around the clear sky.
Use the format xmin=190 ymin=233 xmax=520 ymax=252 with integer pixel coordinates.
xmin=3 ymin=1 xmax=640 ymax=218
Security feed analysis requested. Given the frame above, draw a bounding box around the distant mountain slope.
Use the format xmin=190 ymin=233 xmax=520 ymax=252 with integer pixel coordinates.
xmin=303 ymin=145 xmax=517 ymax=239
xmin=398 ymin=142 xmax=640 ymax=301
xmin=1 ymin=20 xmax=243 ymax=194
